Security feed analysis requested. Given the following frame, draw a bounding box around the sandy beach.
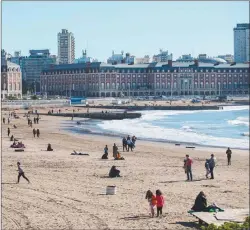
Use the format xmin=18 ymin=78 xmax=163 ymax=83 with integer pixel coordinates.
xmin=1 ymin=107 xmax=249 ymax=230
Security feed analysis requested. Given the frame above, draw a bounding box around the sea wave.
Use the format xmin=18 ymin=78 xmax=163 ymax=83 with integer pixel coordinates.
xmin=241 ymin=132 xmax=249 ymax=137
xmin=228 ymin=116 xmax=249 ymax=127
xmin=97 ymin=119 xmax=249 ymax=149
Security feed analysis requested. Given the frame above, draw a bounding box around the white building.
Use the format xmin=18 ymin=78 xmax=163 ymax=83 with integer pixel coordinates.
xmin=1 ymin=50 xmax=22 ymax=99
xmin=152 ymin=49 xmax=173 ymax=62
xmin=217 ymin=54 xmax=234 ymax=63
xmin=234 ymin=23 xmax=250 ymax=63
xmin=135 ymin=55 xmax=151 ymax=64
xmin=57 ymin=29 xmax=75 ymax=64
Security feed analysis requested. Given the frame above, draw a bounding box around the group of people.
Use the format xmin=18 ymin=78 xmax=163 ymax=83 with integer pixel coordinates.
xmin=184 ymin=154 xmax=216 ymax=181
xmin=122 ymin=135 xmax=137 ymax=152
xmin=145 ymin=190 xmax=165 ymax=218
xmin=184 ymin=148 xmax=233 ymax=181
xmin=33 ymin=116 xmax=40 ymax=124
xmin=33 ymin=128 xmax=40 ymax=138
xmin=2 ymin=117 xmax=10 ymax=125
xmin=101 ymin=144 xmax=125 ymax=160
xmin=10 ymin=141 xmax=25 ymax=148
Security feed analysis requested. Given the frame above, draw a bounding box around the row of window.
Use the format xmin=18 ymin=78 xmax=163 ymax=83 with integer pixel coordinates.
xmin=42 ymin=68 xmax=249 ymax=75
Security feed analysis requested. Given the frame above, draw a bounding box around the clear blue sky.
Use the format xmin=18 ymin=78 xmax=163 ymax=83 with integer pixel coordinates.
xmin=2 ymin=1 xmax=249 ymax=62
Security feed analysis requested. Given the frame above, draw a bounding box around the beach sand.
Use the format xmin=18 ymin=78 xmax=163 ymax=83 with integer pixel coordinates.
xmin=1 ymin=107 xmax=249 ymax=230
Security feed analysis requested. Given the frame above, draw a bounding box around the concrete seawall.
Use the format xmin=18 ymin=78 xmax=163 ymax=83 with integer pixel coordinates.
xmin=79 ymin=105 xmax=220 ymax=111
xmin=40 ymin=112 xmax=142 ymax=120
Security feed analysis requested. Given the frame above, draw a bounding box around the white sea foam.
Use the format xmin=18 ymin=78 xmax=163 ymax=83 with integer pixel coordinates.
xmin=97 ymin=119 xmax=249 ymax=149
xmin=96 ymin=106 xmax=249 ymax=149
xmin=228 ymin=116 xmax=249 ymax=127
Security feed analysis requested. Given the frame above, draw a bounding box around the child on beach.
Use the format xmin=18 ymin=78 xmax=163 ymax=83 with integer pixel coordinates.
xmin=156 ymin=190 xmax=165 ymax=217
xmin=205 ymin=159 xmax=210 ymax=179
xmin=17 ymin=162 xmax=30 ymax=184
xmin=145 ymin=190 xmax=157 ymax=217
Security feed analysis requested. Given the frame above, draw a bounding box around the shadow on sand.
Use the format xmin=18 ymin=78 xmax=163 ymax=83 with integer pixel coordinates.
xmin=121 ymin=215 xmax=151 ymax=221
xmin=2 ymin=182 xmax=17 ymax=185
xmin=160 ymin=179 xmax=206 ymax=184
xmin=169 ymin=221 xmax=200 ymax=229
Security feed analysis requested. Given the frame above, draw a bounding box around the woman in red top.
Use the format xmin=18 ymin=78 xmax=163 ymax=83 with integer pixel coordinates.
xmin=156 ymin=189 xmax=165 ymax=217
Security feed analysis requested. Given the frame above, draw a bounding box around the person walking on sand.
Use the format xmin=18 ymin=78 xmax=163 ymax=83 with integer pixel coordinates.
xmin=17 ymin=162 xmax=30 ymax=184
xmin=3 ymin=117 xmax=5 ymax=124
xmin=7 ymin=127 xmax=10 ymax=137
xmin=33 ymin=128 xmax=37 ymax=138
xmin=156 ymin=189 xmax=165 ymax=217
xmin=8 ymin=117 xmax=10 ymax=124
xmin=184 ymin=155 xmax=193 ymax=181
xmin=145 ymin=190 xmax=157 ymax=218
xmin=226 ymin=147 xmax=232 ymax=165
xmin=34 ymin=117 xmax=36 ymax=124
xmin=36 ymin=129 xmax=40 ymax=138
xmin=209 ymin=154 xmax=216 ymax=179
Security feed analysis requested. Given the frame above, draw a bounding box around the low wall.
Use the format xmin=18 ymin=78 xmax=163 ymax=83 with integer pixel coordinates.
xmin=80 ymin=105 xmax=220 ymax=111
xmin=40 ymin=112 xmax=142 ymax=120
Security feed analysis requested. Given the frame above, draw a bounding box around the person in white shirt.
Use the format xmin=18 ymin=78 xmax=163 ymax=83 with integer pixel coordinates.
xmin=17 ymin=162 xmax=30 ymax=184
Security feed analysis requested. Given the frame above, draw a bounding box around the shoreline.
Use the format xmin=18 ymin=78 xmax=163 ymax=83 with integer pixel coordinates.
xmin=61 ymin=119 xmax=249 ymax=152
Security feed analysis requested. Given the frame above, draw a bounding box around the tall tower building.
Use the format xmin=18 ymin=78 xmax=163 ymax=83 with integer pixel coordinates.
xmin=57 ymin=29 xmax=75 ymax=64
xmin=234 ymin=23 xmax=250 ymax=63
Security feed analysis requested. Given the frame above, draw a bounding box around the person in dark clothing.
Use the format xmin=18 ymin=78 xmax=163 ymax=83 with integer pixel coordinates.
xmin=8 ymin=118 xmax=10 ymax=124
xmin=122 ymin=137 xmax=127 ymax=152
xmin=36 ymin=117 xmax=39 ymax=124
xmin=184 ymin=155 xmax=193 ymax=181
xmin=102 ymin=145 xmax=108 ymax=159
xmin=10 ymin=135 xmax=14 ymax=141
xmin=226 ymin=147 xmax=232 ymax=165
xmin=109 ymin=166 xmax=120 ymax=178
xmin=209 ymin=154 xmax=216 ymax=179
xmin=113 ymin=143 xmax=118 ymax=158
xmin=191 ymin=191 xmax=208 ymax=211
xmin=36 ymin=129 xmax=40 ymax=138
xmin=33 ymin=128 xmax=36 ymax=138
xmin=7 ymin=128 xmax=10 ymax=137
xmin=34 ymin=117 xmax=36 ymax=124
xmin=47 ymin=143 xmax=53 ymax=151
xmin=17 ymin=162 xmax=30 ymax=184
xmin=3 ymin=117 xmax=5 ymax=124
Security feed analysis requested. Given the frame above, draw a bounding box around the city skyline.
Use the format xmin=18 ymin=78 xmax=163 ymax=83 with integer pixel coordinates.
xmin=2 ymin=1 xmax=249 ymax=62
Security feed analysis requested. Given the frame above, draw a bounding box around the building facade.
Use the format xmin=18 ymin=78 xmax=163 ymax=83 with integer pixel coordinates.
xmin=176 ymin=54 xmax=194 ymax=62
xmin=58 ymin=29 xmax=75 ymax=64
xmin=40 ymin=60 xmax=249 ymax=97
xmin=217 ymin=54 xmax=234 ymax=63
xmin=234 ymin=23 xmax=250 ymax=63
xmin=1 ymin=50 xmax=22 ymax=99
xmin=22 ymin=49 xmax=56 ymax=92
xmin=153 ymin=49 xmax=173 ymax=62
xmin=135 ymin=55 xmax=151 ymax=64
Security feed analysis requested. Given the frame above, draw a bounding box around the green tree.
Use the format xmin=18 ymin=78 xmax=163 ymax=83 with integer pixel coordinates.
xmin=201 ymin=216 xmax=249 ymax=230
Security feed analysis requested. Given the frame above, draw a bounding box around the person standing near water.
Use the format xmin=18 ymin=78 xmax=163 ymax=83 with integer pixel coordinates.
xmin=184 ymin=155 xmax=193 ymax=181
xmin=226 ymin=147 xmax=232 ymax=165
xmin=209 ymin=154 xmax=216 ymax=179
xmin=17 ymin=162 xmax=30 ymax=184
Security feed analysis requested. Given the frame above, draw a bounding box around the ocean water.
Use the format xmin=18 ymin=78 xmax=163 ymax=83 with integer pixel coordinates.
xmin=94 ymin=106 xmax=249 ymax=149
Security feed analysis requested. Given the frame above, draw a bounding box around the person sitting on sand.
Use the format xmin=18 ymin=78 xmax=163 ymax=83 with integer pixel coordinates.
xmin=102 ymin=145 xmax=108 ymax=159
xmin=109 ymin=166 xmax=120 ymax=178
xmin=114 ymin=152 xmax=125 ymax=160
xmin=145 ymin=190 xmax=157 ymax=218
xmin=13 ymin=125 xmax=17 ymax=129
xmin=191 ymin=191 xmax=208 ymax=212
xmin=47 ymin=143 xmax=53 ymax=151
